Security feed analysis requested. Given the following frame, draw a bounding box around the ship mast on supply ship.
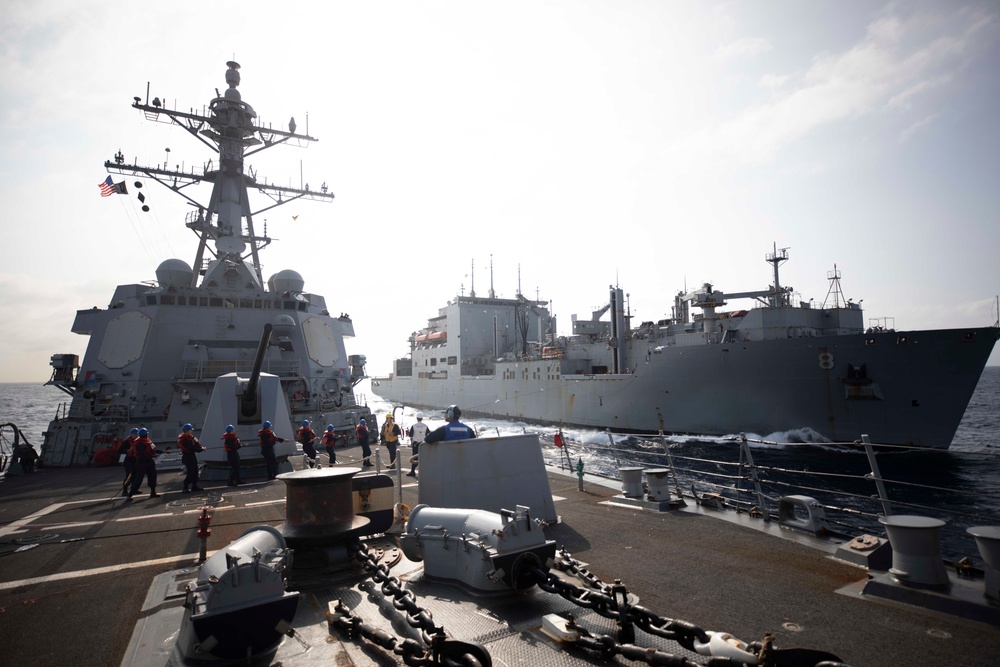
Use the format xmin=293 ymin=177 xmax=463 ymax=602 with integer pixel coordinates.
xmin=107 ymin=61 xmax=332 ymax=285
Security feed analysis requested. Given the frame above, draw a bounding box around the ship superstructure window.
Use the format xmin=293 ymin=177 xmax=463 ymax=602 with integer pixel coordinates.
xmin=430 ymin=358 xmax=437 ymax=366
xmin=210 ymin=297 xmax=223 ymax=307
xmin=448 ymin=356 xmax=457 ymax=365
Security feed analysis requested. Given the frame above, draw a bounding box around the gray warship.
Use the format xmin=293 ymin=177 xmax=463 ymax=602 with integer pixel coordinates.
xmin=375 ymin=249 xmax=999 ymax=449
xmin=41 ymin=61 xmax=374 ymax=468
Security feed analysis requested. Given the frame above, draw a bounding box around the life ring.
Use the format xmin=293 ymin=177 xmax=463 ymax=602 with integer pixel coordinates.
xmin=291 ymin=390 xmax=307 ymax=402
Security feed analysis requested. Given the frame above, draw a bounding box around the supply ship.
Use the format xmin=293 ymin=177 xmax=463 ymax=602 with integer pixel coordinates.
xmin=374 ymin=248 xmax=998 ymax=449
xmin=41 ymin=61 xmax=374 ymax=468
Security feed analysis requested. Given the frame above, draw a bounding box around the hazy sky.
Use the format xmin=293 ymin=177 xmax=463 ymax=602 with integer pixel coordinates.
xmin=1 ymin=0 xmax=998 ymax=383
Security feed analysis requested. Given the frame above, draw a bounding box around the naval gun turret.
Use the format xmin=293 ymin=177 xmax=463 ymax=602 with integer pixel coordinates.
xmin=198 ymin=323 xmax=296 ymax=474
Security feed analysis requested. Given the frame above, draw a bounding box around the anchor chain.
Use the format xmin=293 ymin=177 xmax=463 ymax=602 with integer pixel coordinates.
xmin=327 ymin=537 xmax=492 ymax=667
xmin=538 ymin=547 xmax=711 ymax=649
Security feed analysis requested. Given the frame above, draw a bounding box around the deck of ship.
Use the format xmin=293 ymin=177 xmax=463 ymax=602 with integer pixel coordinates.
xmin=1 ymin=443 xmax=997 ymax=667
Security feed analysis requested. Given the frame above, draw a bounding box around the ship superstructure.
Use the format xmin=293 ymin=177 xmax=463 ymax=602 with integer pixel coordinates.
xmin=375 ymin=246 xmax=998 ymax=449
xmin=42 ymin=62 xmax=373 ymax=467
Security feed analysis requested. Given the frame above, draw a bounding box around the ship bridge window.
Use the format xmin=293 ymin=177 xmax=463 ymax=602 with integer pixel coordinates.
xmin=177 ymin=296 xmax=186 ymax=305
xmin=161 ymin=295 xmax=175 ymax=305
xmin=199 ymin=297 xmax=208 ymax=306
xmin=284 ymin=301 xmax=296 ymax=310
xmin=210 ymin=297 xmax=223 ymax=307
xmin=254 ymin=299 xmax=262 ymax=308
xmin=146 ymin=295 xmax=157 ymax=306
xmin=240 ymin=299 xmax=253 ymax=309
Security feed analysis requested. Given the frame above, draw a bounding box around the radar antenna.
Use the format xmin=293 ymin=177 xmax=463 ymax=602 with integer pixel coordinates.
xmin=105 ymin=61 xmax=334 ymax=287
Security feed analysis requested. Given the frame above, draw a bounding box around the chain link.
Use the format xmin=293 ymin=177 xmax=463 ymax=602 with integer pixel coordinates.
xmin=326 ymin=538 xmax=491 ymax=667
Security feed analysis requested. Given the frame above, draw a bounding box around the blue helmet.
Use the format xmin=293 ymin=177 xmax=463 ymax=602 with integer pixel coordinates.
xmin=138 ymin=428 xmax=148 ymax=437
xmin=302 ymin=420 xmax=310 ymax=426
xmin=225 ymin=425 xmax=235 ymax=432
xmin=359 ymin=419 xmax=366 ymax=425
xmin=263 ymin=420 xmax=272 ymax=428
xmin=130 ymin=428 xmax=139 ymax=435
xmin=182 ymin=423 xmax=193 ymax=432
xmin=326 ymin=424 xmax=334 ymax=431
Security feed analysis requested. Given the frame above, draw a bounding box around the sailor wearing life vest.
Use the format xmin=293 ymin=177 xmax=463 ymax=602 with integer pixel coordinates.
xmin=424 ymin=405 xmax=477 ymax=444
xmin=381 ymin=415 xmax=402 ymax=468
xmin=222 ymin=425 xmax=243 ymax=486
xmin=127 ymin=428 xmax=159 ymax=501
xmin=119 ymin=428 xmax=139 ymax=494
xmin=355 ymin=419 xmax=372 ymax=467
xmin=297 ymin=420 xmax=318 ymax=468
xmin=258 ymin=420 xmax=286 ymax=480
xmin=406 ymin=413 xmax=428 ymax=477
xmin=178 ymin=424 xmax=205 ymax=493
xmin=322 ymin=425 xmax=340 ymax=466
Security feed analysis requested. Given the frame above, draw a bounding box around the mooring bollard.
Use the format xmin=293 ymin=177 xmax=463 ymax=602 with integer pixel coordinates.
xmin=196 ymin=506 xmax=213 ymax=563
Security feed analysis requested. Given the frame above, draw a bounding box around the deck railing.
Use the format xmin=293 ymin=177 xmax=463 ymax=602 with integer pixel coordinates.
xmin=540 ymin=429 xmax=999 ymax=565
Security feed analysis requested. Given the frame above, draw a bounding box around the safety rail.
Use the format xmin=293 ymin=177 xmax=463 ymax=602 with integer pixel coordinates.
xmin=544 ymin=430 xmax=1000 ymax=565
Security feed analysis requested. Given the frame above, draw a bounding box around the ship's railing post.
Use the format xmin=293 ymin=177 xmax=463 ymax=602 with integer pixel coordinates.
xmin=861 ymin=434 xmax=893 ymax=517
xmin=576 ymin=457 xmax=584 ymax=491
xmin=605 ymin=430 xmax=620 ymax=467
xmin=739 ymin=433 xmax=769 ymax=521
xmin=658 ymin=430 xmax=683 ymax=500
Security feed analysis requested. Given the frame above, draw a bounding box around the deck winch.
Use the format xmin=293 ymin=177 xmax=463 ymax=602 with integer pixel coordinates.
xmin=400 ymin=504 xmax=556 ymax=593
xmin=177 ymin=525 xmax=299 ymax=662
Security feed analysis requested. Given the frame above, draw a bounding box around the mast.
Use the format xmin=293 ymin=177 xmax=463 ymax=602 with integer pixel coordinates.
xmin=765 ymin=243 xmax=789 ymax=307
xmin=106 ymin=61 xmax=334 ymax=287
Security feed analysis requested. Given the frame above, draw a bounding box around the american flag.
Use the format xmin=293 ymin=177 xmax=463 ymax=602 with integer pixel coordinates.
xmin=99 ymin=176 xmax=127 ymax=196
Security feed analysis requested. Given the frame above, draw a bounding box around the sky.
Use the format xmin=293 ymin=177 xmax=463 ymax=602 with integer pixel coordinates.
xmin=1 ymin=0 xmax=998 ymax=383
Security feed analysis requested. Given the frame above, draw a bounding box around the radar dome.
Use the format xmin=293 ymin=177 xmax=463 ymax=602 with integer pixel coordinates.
xmin=270 ymin=269 xmax=305 ymax=294
xmin=272 ymin=314 xmax=296 ymax=338
xmin=156 ymin=259 xmax=194 ymax=287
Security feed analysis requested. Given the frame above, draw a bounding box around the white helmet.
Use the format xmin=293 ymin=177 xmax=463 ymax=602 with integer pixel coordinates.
xmin=415 ymin=412 xmax=424 ymax=420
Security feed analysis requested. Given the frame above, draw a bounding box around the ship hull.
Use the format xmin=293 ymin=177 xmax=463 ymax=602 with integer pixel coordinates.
xmin=375 ymin=326 xmax=998 ymax=449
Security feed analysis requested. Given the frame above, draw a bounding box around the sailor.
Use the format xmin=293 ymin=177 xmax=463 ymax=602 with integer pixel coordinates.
xmin=406 ymin=412 xmax=428 ymax=477
xmin=222 ymin=425 xmax=243 ymax=486
xmin=258 ymin=420 xmax=286 ymax=480
xmin=127 ymin=428 xmax=159 ymax=501
xmin=297 ymin=420 xmax=318 ymax=469
xmin=380 ymin=415 xmax=402 ymax=468
xmin=119 ymin=428 xmax=139 ymax=494
xmin=321 ymin=425 xmax=339 ymax=466
xmin=177 ymin=424 xmax=205 ymax=493
xmin=424 ymin=405 xmax=477 ymax=443
xmin=14 ymin=443 xmax=38 ymax=474
xmin=355 ymin=418 xmax=372 ymax=467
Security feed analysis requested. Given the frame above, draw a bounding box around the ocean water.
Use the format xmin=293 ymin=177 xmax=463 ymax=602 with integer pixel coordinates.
xmin=3 ymin=368 xmax=998 ymax=560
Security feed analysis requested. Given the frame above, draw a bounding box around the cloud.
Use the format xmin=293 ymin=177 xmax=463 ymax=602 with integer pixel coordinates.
xmin=759 ymin=73 xmax=788 ymax=90
xmin=671 ymin=8 xmax=995 ymax=172
xmin=898 ymin=112 xmax=941 ymax=142
xmin=715 ymin=36 xmax=772 ymax=63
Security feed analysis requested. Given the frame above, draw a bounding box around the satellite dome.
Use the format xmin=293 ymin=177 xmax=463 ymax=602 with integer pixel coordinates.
xmin=155 ymin=259 xmax=194 ymax=287
xmin=272 ymin=314 xmax=296 ymax=338
xmin=270 ymin=269 xmax=305 ymax=294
